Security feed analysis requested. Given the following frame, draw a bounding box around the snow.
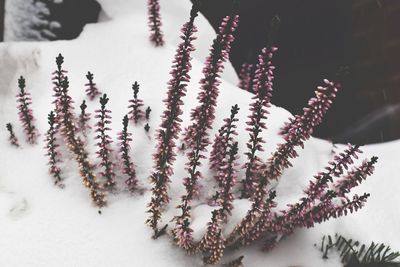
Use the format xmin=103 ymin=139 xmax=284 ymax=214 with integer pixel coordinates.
xmin=1 ymin=0 xmax=399 ymax=266
xmin=4 ymin=0 xmax=60 ymax=41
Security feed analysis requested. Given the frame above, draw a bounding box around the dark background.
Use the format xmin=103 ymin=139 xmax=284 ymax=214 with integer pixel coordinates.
xmin=192 ymin=0 xmax=400 ymax=145
xmin=47 ymin=0 xmax=101 ymax=40
xmin=0 ymin=0 xmax=4 ymax=41
xmin=1 ymin=0 xmax=399 ymax=144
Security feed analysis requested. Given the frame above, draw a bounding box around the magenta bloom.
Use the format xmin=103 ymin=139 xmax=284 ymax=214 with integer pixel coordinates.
xmin=183 ymin=14 xmax=240 ymax=149
xmin=227 ymin=80 xmax=339 ymax=248
xmin=256 ymin=80 xmax=339 ymax=200
xmin=241 ymin=47 xmax=277 ymax=198
xmin=210 ymin=104 xmax=239 ymax=174
xmin=273 ymin=144 xmax=363 ymax=234
xmin=146 ymin=5 xmax=199 ymax=238
xmin=173 ymin=13 xmax=240 ymax=251
xmin=148 ymin=0 xmax=164 ymax=46
xmin=334 ymin=156 xmax=378 ymax=197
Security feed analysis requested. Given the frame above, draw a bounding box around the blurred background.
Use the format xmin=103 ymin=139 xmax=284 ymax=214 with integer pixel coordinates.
xmin=0 ymin=0 xmax=399 ymax=144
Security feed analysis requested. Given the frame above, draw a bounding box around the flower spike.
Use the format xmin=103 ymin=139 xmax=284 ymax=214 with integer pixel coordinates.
xmin=95 ymin=94 xmax=116 ymax=190
xmin=172 ymin=14 xmax=240 ymax=249
xmin=148 ymin=0 xmax=164 ymax=46
xmin=16 ymin=76 xmax=39 ymax=144
xmin=59 ymin=76 xmax=106 ymax=208
xmin=44 ymin=111 xmax=64 ymax=187
xmin=146 ymin=4 xmax=200 ymax=238
xmin=118 ymin=115 xmax=138 ymax=192
xmin=128 ymin=81 xmax=145 ymax=124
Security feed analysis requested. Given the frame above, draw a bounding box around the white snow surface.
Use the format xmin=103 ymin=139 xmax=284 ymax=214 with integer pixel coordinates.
xmin=0 ymin=1 xmax=399 ymax=266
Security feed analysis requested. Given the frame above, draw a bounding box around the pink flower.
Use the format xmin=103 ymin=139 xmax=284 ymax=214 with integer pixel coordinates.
xmin=148 ymin=0 xmax=164 ymax=46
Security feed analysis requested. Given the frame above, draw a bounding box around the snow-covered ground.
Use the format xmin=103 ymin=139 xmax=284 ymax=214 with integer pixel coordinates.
xmin=0 ymin=1 xmax=399 ymax=266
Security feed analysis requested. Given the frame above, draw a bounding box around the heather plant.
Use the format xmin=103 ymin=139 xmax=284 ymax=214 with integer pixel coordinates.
xmin=135 ymin=3 xmax=381 ymax=262
xmin=8 ymin=5 xmax=381 ymax=265
xmin=85 ymin=72 xmax=101 ymax=101
xmin=118 ymin=115 xmax=137 ymax=192
xmin=6 ymin=123 xmax=20 ymax=147
xmin=226 ymin=81 xmax=339 ymax=246
xmin=201 ymin=142 xmax=240 ymax=262
xmin=25 ymin=49 xmax=377 ymax=267
xmin=128 ymin=81 xmax=145 ymax=124
xmin=209 ymin=104 xmax=239 ymax=173
xmin=58 ymin=76 xmax=76 ymax=141
xmin=47 ymin=55 xmax=105 ymax=207
xmin=257 ymin=80 xmax=339 ymax=199
xmin=148 ymin=0 xmax=164 ymax=46
xmin=16 ymin=76 xmax=39 ymax=144
xmin=279 ymin=79 xmax=338 ymax=140
xmin=95 ymin=94 xmax=116 ymax=190
xmin=172 ymin=14 xmax=240 ymax=249
xmin=241 ymin=47 xmax=277 ymax=199
xmin=225 ymin=148 xmax=377 ymax=259
xmin=146 ymin=4 xmax=200 ymax=238
xmin=271 ymin=146 xmax=365 ymax=234
xmin=233 ymin=191 xmax=277 ymax=248
xmin=201 ymin=140 xmax=244 ymax=263
xmin=199 ymin=210 xmax=225 ymax=264
xmin=59 ymin=76 xmax=106 ymax=208
xmin=215 ymin=142 xmax=240 ymax=222
xmin=52 ymin=53 xmax=68 ymax=121
xmin=44 ymin=111 xmax=63 ymax=187
xmin=183 ymin=14 xmax=240 ymax=149
xmin=58 ymin=76 xmax=78 ymax=139
xmin=167 ymin=76 xmax=376 ymax=264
